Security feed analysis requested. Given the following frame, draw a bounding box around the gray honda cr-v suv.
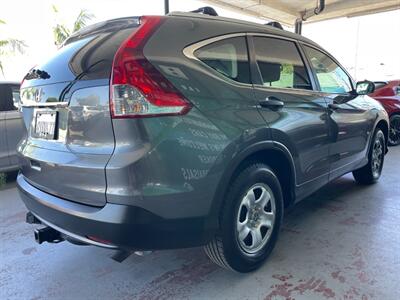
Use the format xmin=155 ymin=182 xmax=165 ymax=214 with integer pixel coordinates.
xmin=17 ymin=11 xmax=389 ymax=272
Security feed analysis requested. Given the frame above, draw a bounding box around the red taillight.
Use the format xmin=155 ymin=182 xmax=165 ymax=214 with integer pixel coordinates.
xmin=110 ymin=16 xmax=191 ymax=118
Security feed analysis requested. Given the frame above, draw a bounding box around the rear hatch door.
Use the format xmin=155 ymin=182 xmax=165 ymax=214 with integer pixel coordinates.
xmin=19 ymin=18 xmax=140 ymax=206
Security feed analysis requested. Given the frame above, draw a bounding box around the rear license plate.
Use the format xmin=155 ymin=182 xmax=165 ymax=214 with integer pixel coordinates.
xmin=34 ymin=111 xmax=57 ymax=140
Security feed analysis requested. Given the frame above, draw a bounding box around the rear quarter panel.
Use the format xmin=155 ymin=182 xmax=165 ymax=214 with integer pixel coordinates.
xmin=106 ymin=16 xmax=271 ymax=221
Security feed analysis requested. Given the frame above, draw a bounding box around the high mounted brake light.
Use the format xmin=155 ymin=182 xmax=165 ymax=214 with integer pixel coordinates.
xmin=110 ymin=16 xmax=191 ymax=118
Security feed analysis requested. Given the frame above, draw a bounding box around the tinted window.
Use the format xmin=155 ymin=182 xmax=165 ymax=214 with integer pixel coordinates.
xmin=0 ymin=84 xmax=19 ymax=111
xmin=253 ymin=37 xmax=312 ymax=90
xmin=195 ymin=37 xmax=251 ymax=84
xmin=374 ymin=81 xmax=387 ymax=90
xmin=304 ymin=46 xmax=353 ymax=94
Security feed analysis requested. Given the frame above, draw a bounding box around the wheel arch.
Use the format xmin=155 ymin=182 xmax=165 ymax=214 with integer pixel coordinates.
xmin=207 ymin=141 xmax=296 ymax=230
xmin=387 ymin=112 xmax=400 ymax=146
xmin=389 ymin=111 xmax=400 ymax=117
xmin=375 ymin=118 xmax=389 ymax=151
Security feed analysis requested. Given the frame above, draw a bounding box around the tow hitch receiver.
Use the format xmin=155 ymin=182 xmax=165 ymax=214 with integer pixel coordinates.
xmin=34 ymin=226 xmax=64 ymax=244
xmin=26 ymin=212 xmax=64 ymax=244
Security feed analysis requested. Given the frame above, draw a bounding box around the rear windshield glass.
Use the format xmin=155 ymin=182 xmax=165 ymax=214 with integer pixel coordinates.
xmin=23 ymin=19 xmax=139 ymax=87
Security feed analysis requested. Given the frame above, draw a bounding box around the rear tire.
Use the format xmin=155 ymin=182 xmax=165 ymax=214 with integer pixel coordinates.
xmin=388 ymin=115 xmax=400 ymax=146
xmin=204 ymin=163 xmax=283 ymax=272
xmin=353 ymin=129 xmax=385 ymax=184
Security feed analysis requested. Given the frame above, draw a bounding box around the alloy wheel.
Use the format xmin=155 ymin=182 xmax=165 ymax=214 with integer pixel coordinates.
xmin=389 ymin=116 xmax=400 ymax=145
xmin=236 ymin=183 xmax=276 ymax=254
xmin=371 ymin=136 xmax=384 ymax=178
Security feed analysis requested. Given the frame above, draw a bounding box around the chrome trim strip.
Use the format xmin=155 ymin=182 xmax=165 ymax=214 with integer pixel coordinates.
xmin=183 ymin=33 xmax=255 ymax=88
xmin=21 ymin=102 xmax=69 ymax=108
xmin=32 ymin=212 xmax=118 ymax=249
xmin=252 ymin=84 xmax=322 ymax=95
xmin=182 ymin=33 xmax=326 ymax=95
xmin=183 ymin=32 xmax=301 ymax=61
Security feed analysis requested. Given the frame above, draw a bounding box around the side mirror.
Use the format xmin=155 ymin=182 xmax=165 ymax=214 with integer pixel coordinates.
xmin=356 ymin=80 xmax=375 ymax=95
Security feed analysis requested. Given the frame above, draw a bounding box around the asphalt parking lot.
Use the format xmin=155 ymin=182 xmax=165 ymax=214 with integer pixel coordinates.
xmin=1 ymin=146 xmax=399 ymax=300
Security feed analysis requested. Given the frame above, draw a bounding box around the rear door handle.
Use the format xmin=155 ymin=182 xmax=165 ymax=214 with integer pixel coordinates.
xmin=328 ymin=103 xmax=340 ymax=110
xmin=259 ymin=97 xmax=284 ymax=109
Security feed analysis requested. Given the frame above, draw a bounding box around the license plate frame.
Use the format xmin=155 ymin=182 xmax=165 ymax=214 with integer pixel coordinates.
xmin=34 ymin=111 xmax=57 ymax=140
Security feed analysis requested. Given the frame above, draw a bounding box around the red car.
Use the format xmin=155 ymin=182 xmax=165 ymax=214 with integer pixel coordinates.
xmin=370 ymin=80 xmax=400 ymax=146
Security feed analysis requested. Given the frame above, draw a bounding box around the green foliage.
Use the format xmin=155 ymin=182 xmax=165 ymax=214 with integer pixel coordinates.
xmin=73 ymin=9 xmax=95 ymax=33
xmin=0 ymin=20 xmax=27 ymax=76
xmin=53 ymin=24 xmax=70 ymax=46
xmin=52 ymin=5 xmax=94 ymax=46
xmin=281 ymin=63 xmax=293 ymax=74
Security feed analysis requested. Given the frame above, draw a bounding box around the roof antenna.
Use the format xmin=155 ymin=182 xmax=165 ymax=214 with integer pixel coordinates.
xmin=164 ymin=0 xmax=169 ymax=14
xmin=191 ymin=6 xmax=218 ymax=16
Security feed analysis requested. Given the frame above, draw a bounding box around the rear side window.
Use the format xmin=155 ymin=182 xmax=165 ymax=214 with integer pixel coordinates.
xmin=303 ymin=46 xmax=353 ymax=94
xmin=253 ymin=37 xmax=312 ymax=90
xmin=194 ymin=37 xmax=251 ymax=84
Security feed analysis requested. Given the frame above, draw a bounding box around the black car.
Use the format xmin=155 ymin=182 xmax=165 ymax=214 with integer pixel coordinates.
xmin=17 ymin=11 xmax=388 ymax=272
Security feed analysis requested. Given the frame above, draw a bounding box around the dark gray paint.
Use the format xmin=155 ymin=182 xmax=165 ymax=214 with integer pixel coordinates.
xmin=16 ymin=14 xmax=389 ymax=250
xmin=18 ymin=85 xmax=113 ymax=206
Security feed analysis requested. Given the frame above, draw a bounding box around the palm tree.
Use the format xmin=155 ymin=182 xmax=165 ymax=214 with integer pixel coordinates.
xmin=52 ymin=5 xmax=94 ymax=46
xmin=0 ymin=19 xmax=27 ymax=77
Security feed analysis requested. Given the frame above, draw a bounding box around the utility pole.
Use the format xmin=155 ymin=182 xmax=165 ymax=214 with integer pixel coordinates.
xmin=164 ymin=0 xmax=169 ymax=15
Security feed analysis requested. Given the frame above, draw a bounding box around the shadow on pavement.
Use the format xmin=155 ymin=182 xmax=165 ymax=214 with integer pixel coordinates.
xmin=0 ymin=170 xmax=18 ymax=191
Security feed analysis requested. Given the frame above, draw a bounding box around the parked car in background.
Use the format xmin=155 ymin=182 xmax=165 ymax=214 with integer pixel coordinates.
xmin=369 ymin=80 xmax=400 ymax=146
xmin=0 ymin=81 xmax=24 ymax=172
xmin=17 ymin=12 xmax=389 ymax=273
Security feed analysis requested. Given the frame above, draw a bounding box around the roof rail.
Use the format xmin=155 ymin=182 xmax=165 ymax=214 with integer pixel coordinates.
xmin=265 ymin=21 xmax=284 ymax=30
xmin=191 ymin=6 xmax=218 ymax=16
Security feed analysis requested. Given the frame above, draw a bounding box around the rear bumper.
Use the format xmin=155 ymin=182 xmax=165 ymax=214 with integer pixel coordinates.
xmin=17 ymin=174 xmax=212 ymax=250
